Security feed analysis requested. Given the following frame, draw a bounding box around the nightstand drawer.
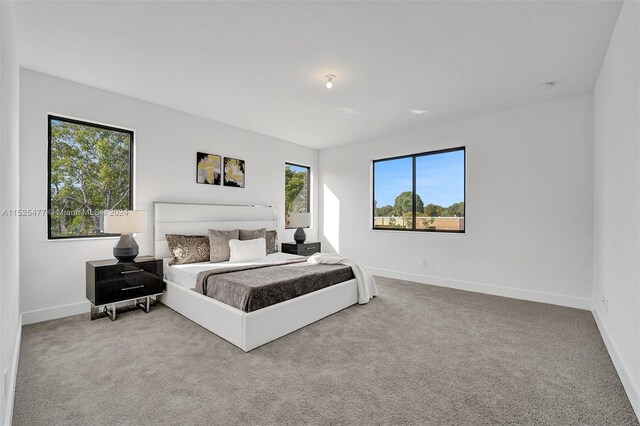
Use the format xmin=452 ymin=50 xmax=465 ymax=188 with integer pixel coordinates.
xmin=281 ymin=242 xmax=321 ymax=256
xmin=298 ymin=243 xmax=320 ymax=254
xmin=94 ymin=261 xmax=160 ymax=282
xmin=95 ymin=271 xmax=163 ymax=305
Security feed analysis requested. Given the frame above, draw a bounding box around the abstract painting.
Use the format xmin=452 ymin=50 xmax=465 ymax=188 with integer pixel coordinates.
xmin=224 ymin=157 xmax=245 ymax=188
xmin=196 ymin=152 xmax=221 ymax=185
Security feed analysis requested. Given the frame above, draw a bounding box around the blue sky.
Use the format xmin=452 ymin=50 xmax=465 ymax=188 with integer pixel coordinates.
xmin=374 ymin=150 xmax=464 ymax=207
xmin=288 ymin=164 xmax=308 ymax=174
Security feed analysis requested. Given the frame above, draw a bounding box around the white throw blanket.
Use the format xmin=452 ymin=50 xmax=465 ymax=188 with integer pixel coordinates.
xmin=307 ymin=253 xmax=378 ymax=304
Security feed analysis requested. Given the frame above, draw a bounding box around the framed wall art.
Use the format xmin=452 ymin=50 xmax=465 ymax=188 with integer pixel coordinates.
xmin=224 ymin=157 xmax=245 ymax=188
xmin=196 ymin=152 xmax=222 ymax=185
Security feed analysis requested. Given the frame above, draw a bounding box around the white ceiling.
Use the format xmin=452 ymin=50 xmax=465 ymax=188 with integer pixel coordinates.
xmin=16 ymin=1 xmax=622 ymax=149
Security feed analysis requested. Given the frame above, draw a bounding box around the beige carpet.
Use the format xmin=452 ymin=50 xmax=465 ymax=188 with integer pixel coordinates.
xmin=13 ymin=277 xmax=638 ymax=425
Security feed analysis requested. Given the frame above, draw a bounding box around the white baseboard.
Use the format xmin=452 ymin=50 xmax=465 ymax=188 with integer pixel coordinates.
xmin=592 ymin=306 xmax=640 ymax=419
xmin=368 ymin=267 xmax=591 ymax=310
xmin=3 ymin=316 xmax=22 ymax=426
xmin=21 ymin=300 xmax=90 ymax=325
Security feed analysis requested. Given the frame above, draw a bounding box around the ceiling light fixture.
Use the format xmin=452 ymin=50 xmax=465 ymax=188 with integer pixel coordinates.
xmin=410 ymin=109 xmax=428 ymax=115
xmin=326 ymin=74 xmax=335 ymax=89
xmin=539 ymin=82 xmax=555 ymax=91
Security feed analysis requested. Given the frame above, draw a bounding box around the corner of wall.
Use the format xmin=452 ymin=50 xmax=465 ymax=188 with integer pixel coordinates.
xmin=591 ymin=0 xmax=640 ymax=420
xmin=1 ymin=0 xmax=21 ymax=423
xmin=592 ymin=305 xmax=640 ymax=418
xmin=2 ymin=316 xmax=21 ymax=426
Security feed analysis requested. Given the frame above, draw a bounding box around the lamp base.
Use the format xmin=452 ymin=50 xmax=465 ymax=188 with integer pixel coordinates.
xmin=293 ymin=227 xmax=306 ymax=244
xmin=113 ymin=234 xmax=139 ymax=262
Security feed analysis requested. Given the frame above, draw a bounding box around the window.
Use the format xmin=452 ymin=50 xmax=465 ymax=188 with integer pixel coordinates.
xmin=373 ymin=147 xmax=465 ymax=233
xmin=48 ymin=115 xmax=133 ymax=239
xmin=285 ymin=162 xmax=310 ymax=228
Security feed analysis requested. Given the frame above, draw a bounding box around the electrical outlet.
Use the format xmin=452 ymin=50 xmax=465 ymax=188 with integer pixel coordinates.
xmin=602 ymin=297 xmax=609 ymax=312
xmin=420 ymin=259 xmax=427 ymax=267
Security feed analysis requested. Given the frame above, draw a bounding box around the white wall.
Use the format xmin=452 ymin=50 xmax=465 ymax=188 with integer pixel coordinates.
xmin=319 ymin=93 xmax=594 ymax=309
xmin=19 ymin=69 xmax=319 ymax=323
xmin=0 ymin=0 xmax=21 ymax=424
xmin=592 ymin=0 xmax=640 ymax=416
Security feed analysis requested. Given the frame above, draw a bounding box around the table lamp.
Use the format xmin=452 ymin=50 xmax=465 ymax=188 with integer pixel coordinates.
xmin=289 ymin=212 xmax=311 ymax=244
xmin=104 ymin=210 xmax=147 ymax=262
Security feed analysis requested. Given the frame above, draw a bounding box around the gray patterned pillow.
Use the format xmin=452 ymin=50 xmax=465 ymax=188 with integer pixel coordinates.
xmin=238 ymin=228 xmax=267 ymax=241
xmin=166 ymin=234 xmax=210 ymax=266
xmin=266 ymin=230 xmax=278 ymax=254
xmin=208 ymin=229 xmax=240 ymax=263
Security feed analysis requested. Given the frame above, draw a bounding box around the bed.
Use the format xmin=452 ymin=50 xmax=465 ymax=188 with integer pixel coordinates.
xmin=155 ymin=202 xmax=360 ymax=352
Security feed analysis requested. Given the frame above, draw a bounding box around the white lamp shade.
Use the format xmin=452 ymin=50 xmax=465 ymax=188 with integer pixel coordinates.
xmin=288 ymin=212 xmax=311 ymax=228
xmin=104 ymin=210 xmax=147 ymax=234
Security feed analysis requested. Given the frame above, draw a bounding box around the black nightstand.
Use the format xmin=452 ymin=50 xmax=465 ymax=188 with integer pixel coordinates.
xmin=86 ymin=256 xmax=164 ymax=321
xmin=281 ymin=242 xmax=321 ymax=256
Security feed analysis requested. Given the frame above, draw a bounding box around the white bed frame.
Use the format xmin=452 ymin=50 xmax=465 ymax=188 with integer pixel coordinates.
xmin=154 ymin=202 xmax=358 ymax=352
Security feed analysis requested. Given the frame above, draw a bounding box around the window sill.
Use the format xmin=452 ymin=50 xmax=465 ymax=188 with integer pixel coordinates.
xmin=370 ymin=228 xmax=465 ymax=234
xmin=47 ymin=236 xmax=122 ymax=242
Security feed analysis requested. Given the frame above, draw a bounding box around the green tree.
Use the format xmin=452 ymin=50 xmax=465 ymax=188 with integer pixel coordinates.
xmin=393 ymin=191 xmax=424 ymax=227
xmin=50 ymin=119 xmax=131 ymax=237
xmin=375 ymin=205 xmax=394 ymax=217
xmin=424 ymin=203 xmax=445 ymax=217
xmin=393 ymin=192 xmax=424 ymax=216
xmin=443 ymin=201 xmax=465 ymax=217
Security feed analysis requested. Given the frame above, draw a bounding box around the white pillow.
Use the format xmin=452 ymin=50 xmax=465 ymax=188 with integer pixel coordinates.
xmin=228 ymin=238 xmax=267 ymax=262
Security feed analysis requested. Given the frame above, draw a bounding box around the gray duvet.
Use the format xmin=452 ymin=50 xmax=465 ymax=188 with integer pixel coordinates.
xmin=194 ymin=259 xmax=355 ymax=312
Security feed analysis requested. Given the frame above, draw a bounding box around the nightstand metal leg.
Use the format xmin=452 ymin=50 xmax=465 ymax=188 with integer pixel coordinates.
xmin=89 ymin=294 xmax=160 ymax=322
xmin=134 ymin=297 xmax=151 ymax=313
xmin=103 ymin=304 xmax=116 ymax=321
xmin=90 ymin=305 xmax=102 ymax=320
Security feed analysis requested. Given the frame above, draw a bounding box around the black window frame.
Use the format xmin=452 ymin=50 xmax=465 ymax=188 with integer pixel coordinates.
xmin=284 ymin=162 xmax=311 ymax=229
xmin=47 ymin=114 xmax=134 ymax=240
xmin=372 ymin=146 xmax=465 ymax=233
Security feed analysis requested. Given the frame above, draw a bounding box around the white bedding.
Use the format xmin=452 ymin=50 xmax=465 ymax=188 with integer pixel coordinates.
xmin=165 ymin=252 xmax=303 ymax=289
xmin=307 ymin=253 xmax=378 ymax=304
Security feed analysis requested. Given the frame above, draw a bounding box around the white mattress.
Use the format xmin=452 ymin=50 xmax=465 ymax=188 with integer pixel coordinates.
xmin=164 ymin=252 xmax=304 ymax=289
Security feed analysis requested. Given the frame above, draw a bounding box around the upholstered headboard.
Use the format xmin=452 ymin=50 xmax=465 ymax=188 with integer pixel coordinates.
xmin=154 ymin=202 xmax=277 ymax=259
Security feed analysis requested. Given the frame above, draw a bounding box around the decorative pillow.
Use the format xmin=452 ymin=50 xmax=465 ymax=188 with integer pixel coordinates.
xmin=229 ymin=238 xmax=267 ymax=262
xmin=238 ymin=228 xmax=267 ymax=241
xmin=165 ymin=234 xmax=210 ymax=266
xmin=208 ymin=229 xmax=240 ymax=263
xmin=266 ymin=230 xmax=278 ymax=254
